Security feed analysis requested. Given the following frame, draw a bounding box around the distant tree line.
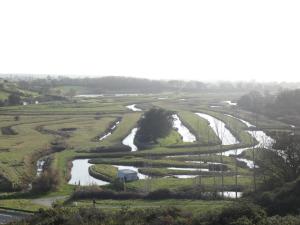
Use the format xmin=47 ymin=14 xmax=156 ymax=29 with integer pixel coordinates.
xmin=237 ymin=89 xmax=300 ymax=125
xmin=13 ymin=76 xmax=294 ymax=96
xmin=16 ymin=76 xmax=208 ymax=94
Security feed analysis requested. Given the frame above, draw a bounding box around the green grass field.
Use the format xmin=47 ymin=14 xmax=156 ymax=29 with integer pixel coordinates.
xmin=74 ymin=199 xmax=232 ymax=214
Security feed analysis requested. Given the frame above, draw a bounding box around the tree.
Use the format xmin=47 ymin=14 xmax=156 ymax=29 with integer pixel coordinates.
xmin=136 ymin=108 xmax=173 ymax=143
xmin=237 ymin=91 xmax=265 ymax=113
xmin=257 ymin=132 xmax=300 ymax=188
xmin=7 ymin=93 xmax=21 ymax=105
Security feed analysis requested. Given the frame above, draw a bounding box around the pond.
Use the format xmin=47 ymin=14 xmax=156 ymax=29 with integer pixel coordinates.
xmin=68 ymin=159 xmax=109 ymax=186
xmin=172 ymin=114 xmax=196 ymax=142
xmin=68 ymin=159 xmax=149 ymax=185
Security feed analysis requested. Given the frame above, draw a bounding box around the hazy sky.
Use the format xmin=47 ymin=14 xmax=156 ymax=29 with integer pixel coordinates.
xmin=0 ymin=0 xmax=299 ymax=81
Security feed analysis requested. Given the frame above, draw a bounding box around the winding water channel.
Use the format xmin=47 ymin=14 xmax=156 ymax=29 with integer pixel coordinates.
xmin=222 ymin=114 xmax=274 ymax=156
xmin=99 ymin=121 xmax=120 ymax=141
xmin=172 ymin=114 xmax=196 ymax=142
xmin=122 ymin=128 xmax=138 ymax=151
xmin=195 ymin=112 xmax=239 ymax=145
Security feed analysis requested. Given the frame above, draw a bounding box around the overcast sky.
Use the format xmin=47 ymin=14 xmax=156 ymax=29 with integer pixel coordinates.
xmin=0 ymin=0 xmax=299 ymax=82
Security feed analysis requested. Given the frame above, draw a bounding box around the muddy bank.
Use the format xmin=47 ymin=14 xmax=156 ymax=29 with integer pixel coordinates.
xmin=92 ymin=118 xmax=121 ymax=142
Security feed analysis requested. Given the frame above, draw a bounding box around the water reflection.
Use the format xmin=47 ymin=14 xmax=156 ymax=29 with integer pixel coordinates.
xmin=68 ymin=159 xmax=109 ymax=186
xmin=122 ymin=128 xmax=138 ymax=151
xmin=126 ymin=104 xmax=142 ymax=111
xmin=196 ymin=113 xmax=239 ymax=145
xmin=172 ymin=114 xmax=196 ymax=142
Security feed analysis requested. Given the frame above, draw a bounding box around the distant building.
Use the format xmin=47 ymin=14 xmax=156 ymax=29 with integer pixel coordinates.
xmin=117 ymin=169 xmax=138 ymax=181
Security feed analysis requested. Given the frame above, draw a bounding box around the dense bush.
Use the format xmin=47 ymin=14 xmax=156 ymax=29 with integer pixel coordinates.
xmin=266 ymin=215 xmax=300 ymax=225
xmin=8 ymin=93 xmax=21 ymax=105
xmin=254 ymin=178 xmax=300 ymax=215
xmin=70 ymin=187 xmax=143 ymax=201
xmin=31 ymin=169 xmax=60 ymax=193
xmin=136 ymin=108 xmax=174 ymax=143
xmin=89 ymin=146 xmax=131 ymax=153
xmin=145 ymin=188 xmax=174 ymax=200
xmin=69 ymin=186 xmax=224 ymax=202
xmin=194 ymin=202 xmax=268 ymax=225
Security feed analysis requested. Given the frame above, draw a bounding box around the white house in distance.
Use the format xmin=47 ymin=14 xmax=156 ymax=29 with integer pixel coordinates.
xmin=117 ymin=169 xmax=138 ymax=181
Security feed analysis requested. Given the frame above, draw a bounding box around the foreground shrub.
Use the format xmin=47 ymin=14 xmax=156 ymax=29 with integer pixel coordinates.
xmin=11 ymin=204 xmax=300 ymax=225
xmin=194 ymin=202 xmax=268 ymax=225
xmin=254 ymin=178 xmax=300 ymax=215
xmin=266 ymin=215 xmax=300 ymax=225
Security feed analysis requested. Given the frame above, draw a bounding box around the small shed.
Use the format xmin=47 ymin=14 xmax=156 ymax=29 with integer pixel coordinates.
xmin=117 ymin=169 xmax=138 ymax=181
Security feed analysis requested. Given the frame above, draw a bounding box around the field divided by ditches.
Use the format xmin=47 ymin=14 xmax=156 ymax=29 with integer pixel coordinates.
xmin=0 ymin=116 xmax=71 ymax=189
xmin=78 ymin=105 xmax=258 ymax=194
xmin=0 ymin=108 xmax=136 ymax=190
xmin=0 ymin=94 xmax=278 ymax=202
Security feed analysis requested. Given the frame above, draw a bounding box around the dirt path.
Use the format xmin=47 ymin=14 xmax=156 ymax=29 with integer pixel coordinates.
xmin=31 ymin=196 xmax=67 ymax=207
